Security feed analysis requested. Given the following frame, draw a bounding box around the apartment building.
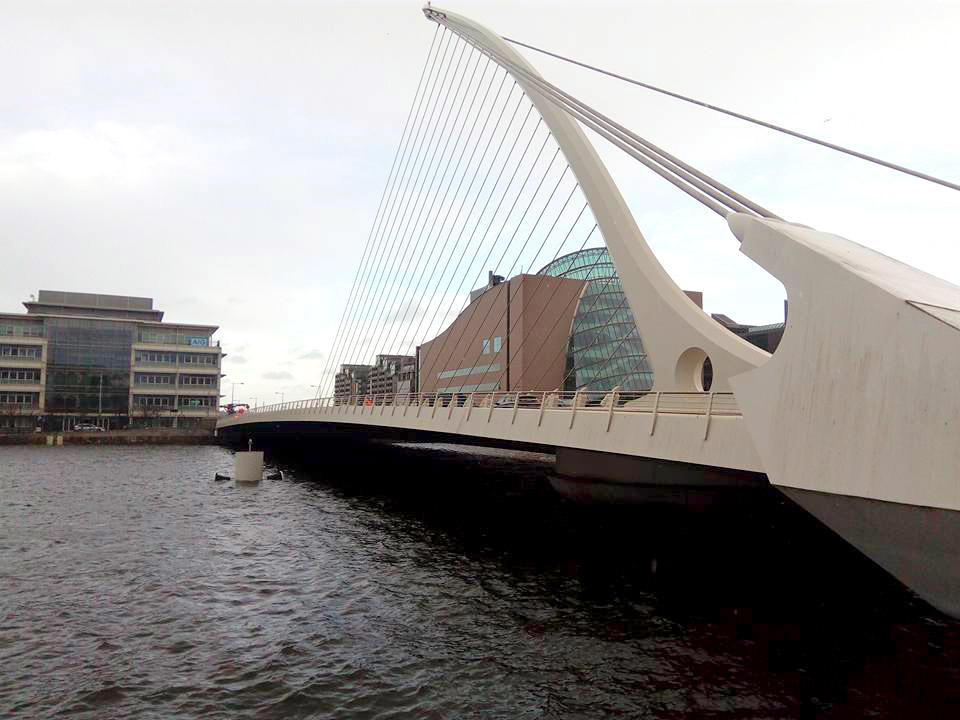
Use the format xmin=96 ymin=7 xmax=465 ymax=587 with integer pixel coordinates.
xmin=367 ymin=354 xmax=417 ymax=395
xmin=0 ymin=290 xmax=223 ymax=431
xmin=334 ymin=364 xmax=372 ymax=399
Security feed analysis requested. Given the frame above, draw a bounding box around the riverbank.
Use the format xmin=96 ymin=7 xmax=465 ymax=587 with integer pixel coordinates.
xmin=0 ymin=428 xmax=215 ymax=446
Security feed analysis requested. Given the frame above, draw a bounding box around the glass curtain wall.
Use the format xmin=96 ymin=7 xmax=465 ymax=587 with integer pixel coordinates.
xmin=538 ymin=248 xmax=653 ymax=392
xmin=44 ymin=318 xmax=136 ymax=420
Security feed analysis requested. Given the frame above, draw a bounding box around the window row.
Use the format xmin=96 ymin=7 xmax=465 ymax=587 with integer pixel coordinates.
xmin=0 ymin=391 xmax=39 ymax=405
xmin=134 ymin=395 xmax=217 ymax=408
xmin=136 ymin=351 xmax=176 ymax=364
xmin=0 ymin=345 xmax=42 ymax=359
xmin=180 ymin=375 xmax=215 ymax=386
xmin=1 ymin=324 xmax=43 ymax=337
xmin=135 ymin=373 xmax=175 ymax=385
xmin=0 ymin=369 xmax=41 ymax=383
xmin=180 ymin=353 xmax=217 ymax=365
xmin=135 ymin=351 xmax=218 ymax=366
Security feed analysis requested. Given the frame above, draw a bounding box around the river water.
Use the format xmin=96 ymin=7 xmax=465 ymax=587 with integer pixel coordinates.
xmin=1 ymin=443 xmax=958 ymax=718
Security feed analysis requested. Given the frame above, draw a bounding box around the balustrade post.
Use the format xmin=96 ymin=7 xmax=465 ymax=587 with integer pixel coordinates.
xmin=606 ymin=390 xmax=619 ymax=432
xmin=650 ymin=391 xmax=661 ymax=436
xmin=703 ymin=391 xmax=715 ymax=440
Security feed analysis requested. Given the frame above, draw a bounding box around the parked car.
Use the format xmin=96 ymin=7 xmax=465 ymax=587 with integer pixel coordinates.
xmin=73 ymin=423 xmax=104 ymax=432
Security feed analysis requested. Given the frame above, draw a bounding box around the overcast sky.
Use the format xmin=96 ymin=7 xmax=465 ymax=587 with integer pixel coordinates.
xmin=2 ymin=0 xmax=957 ymax=406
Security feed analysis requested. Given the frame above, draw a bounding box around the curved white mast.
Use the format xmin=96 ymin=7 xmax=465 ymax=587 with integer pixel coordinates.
xmin=424 ymin=5 xmax=768 ymax=392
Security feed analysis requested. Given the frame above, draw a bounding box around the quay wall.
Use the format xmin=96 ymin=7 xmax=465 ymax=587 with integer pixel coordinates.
xmin=0 ymin=429 xmax=215 ymax=446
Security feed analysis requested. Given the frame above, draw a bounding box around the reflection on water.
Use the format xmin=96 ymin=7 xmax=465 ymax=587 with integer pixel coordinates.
xmin=0 ymin=443 xmax=957 ymax=719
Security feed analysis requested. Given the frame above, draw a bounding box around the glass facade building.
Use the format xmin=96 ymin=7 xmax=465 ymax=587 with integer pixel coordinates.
xmin=538 ymin=248 xmax=654 ymax=392
xmin=45 ymin=318 xmax=136 ymax=414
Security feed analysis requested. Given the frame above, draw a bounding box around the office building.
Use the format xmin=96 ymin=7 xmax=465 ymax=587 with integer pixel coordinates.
xmin=0 ymin=290 xmax=223 ymax=431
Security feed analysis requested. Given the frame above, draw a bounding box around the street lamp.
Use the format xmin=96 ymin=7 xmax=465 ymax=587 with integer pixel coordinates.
xmin=230 ymin=381 xmax=244 ymax=404
xmin=250 ymin=396 xmax=258 ymax=409
xmin=310 ymin=384 xmax=322 ymax=400
xmin=275 ymin=391 xmax=285 ymax=404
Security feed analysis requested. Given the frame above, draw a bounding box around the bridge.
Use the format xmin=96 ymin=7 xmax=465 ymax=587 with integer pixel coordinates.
xmin=218 ymin=6 xmax=960 ymax=617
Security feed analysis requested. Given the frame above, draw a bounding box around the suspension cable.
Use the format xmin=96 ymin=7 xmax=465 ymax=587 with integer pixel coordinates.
xmin=317 ymin=26 xmax=441 ymax=395
xmin=452 ymin=27 xmax=774 ymax=219
xmin=403 ymin=107 xmax=541 ymax=375
xmin=336 ymin=36 xmax=470 ymax=375
xmin=325 ymin=30 xmax=457 ymax=391
xmin=361 ymin=55 xmax=499 ymax=367
xmin=503 ymin=34 xmax=960 ymax=194
xmin=438 ymin=174 xmax=579 ymax=393
xmin=482 ymin=202 xmax=590 ymax=393
xmin=416 ymin=137 xmax=558 ymax=385
xmin=389 ymin=83 xmax=524 ymax=361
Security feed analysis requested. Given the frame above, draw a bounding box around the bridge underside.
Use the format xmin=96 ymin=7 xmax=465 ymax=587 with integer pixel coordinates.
xmin=217 ymin=419 xmax=768 ymax=506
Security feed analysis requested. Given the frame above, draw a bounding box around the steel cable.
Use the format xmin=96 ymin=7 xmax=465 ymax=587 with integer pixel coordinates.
xmin=503 ymin=34 xmax=960 ymax=194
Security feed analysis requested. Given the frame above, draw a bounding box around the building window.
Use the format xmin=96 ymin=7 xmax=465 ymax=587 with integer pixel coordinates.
xmin=482 ymin=338 xmax=490 ymax=354
xmin=179 ymin=396 xmax=213 ymax=408
xmin=492 ymin=336 xmax=502 ymax=353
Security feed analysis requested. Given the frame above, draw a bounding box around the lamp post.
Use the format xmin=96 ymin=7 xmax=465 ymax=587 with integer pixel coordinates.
xmin=310 ymin=384 xmax=322 ymax=400
xmin=275 ymin=391 xmax=284 ymax=405
xmin=250 ymin=397 xmax=258 ymax=409
xmin=230 ymin=381 xmax=244 ymax=404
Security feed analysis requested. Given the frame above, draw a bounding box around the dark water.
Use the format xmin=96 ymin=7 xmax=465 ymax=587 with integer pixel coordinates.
xmin=1 ymin=444 xmax=958 ymax=719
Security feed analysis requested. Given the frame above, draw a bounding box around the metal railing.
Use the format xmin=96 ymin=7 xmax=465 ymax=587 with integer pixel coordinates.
xmin=225 ymin=390 xmax=740 ymax=438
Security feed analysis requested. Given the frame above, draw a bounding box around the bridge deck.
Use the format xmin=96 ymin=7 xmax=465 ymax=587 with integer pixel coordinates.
xmin=217 ymin=390 xmax=764 ymax=473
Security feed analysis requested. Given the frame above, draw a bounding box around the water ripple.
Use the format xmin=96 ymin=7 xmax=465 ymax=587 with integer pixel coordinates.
xmin=1 ymin=444 xmax=958 ymax=718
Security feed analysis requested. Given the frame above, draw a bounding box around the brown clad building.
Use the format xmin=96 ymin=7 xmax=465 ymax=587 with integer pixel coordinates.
xmin=417 ymin=273 xmax=585 ymax=394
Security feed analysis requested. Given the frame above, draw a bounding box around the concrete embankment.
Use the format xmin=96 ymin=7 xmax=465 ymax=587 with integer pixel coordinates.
xmin=0 ymin=429 xmax=215 ymax=446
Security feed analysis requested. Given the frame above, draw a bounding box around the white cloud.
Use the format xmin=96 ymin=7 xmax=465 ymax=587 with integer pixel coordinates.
xmin=0 ymin=122 xmax=217 ymax=187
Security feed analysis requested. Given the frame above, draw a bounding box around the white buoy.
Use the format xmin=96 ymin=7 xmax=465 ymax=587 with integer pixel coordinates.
xmin=235 ymin=449 xmax=264 ymax=484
